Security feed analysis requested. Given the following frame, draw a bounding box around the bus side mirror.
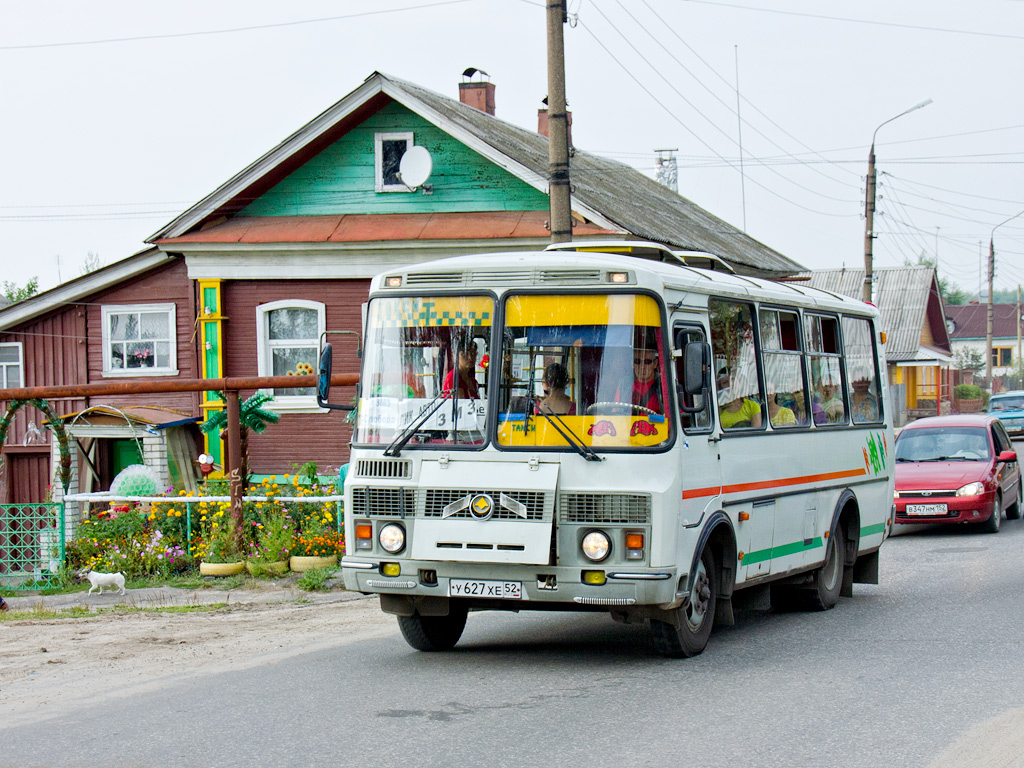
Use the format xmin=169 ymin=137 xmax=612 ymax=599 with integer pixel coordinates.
xmin=317 ymin=342 xmax=355 ymax=412
xmin=679 ymin=341 xmax=710 ymax=414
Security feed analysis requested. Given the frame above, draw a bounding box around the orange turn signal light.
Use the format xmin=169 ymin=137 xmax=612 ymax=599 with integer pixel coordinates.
xmin=355 ymin=524 xmax=372 ymax=540
xmin=738 ymin=511 xmax=750 ymax=521
xmin=625 ymin=533 xmax=644 ymax=549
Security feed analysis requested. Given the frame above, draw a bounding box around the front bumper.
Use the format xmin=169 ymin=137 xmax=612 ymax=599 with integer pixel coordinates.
xmin=342 ymin=557 xmax=682 ymax=608
xmin=894 ymin=492 xmax=996 ymax=524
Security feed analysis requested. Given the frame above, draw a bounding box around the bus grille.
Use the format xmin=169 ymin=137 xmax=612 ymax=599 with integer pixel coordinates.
xmin=559 ymin=493 xmax=651 ymax=524
xmin=350 ymin=487 xmax=416 ymax=517
xmin=423 ymin=489 xmax=547 ymax=520
xmin=354 ymin=459 xmax=412 ymax=479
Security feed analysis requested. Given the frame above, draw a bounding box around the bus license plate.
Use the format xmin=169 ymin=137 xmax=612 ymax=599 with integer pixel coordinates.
xmin=906 ymin=503 xmax=947 ymax=516
xmin=449 ymin=579 xmax=522 ymax=599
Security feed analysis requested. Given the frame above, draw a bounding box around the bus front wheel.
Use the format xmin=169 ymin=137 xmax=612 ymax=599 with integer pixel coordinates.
xmin=651 ymin=546 xmax=716 ymax=658
xmin=397 ymin=604 xmax=468 ymax=651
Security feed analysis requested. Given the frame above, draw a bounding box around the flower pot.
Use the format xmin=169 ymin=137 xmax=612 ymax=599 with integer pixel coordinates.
xmin=199 ymin=561 xmax=245 ymax=576
xmin=245 ymin=560 xmax=289 ymax=576
xmin=289 ymin=554 xmax=338 ymax=572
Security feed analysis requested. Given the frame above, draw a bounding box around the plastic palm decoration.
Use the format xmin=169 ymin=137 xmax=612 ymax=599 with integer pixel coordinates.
xmin=200 ymin=392 xmax=280 ymax=484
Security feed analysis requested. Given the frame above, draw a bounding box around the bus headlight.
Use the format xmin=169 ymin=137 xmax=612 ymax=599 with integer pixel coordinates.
xmin=379 ymin=524 xmax=406 ymax=553
xmin=581 ymin=530 xmax=611 ymax=562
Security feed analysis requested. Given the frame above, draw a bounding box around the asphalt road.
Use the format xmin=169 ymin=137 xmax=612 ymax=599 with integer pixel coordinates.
xmin=6 ymin=520 xmax=1024 ymax=768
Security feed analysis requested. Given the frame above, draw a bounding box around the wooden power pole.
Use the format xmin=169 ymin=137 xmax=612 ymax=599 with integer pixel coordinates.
xmin=546 ymin=0 xmax=572 ymax=243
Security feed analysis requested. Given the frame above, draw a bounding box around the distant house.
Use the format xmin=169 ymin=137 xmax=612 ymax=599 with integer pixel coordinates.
xmin=945 ymin=303 xmax=1021 ymax=379
xmin=2 ymin=70 xmax=805 ymax=506
xmin=808 ymin=266 xmax=952 ymax=419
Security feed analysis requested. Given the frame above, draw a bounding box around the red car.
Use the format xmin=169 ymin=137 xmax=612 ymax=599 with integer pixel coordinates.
xmin=894 ymin=415 xmax=1022 ymax=532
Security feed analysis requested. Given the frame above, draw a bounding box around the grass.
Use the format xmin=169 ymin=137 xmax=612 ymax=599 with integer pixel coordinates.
xmin=0 ymin=602 xmax=230 ymax=622
xmin=296 ymin=567 xmax=338 ymax=592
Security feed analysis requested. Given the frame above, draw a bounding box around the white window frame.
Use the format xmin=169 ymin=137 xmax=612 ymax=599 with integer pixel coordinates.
xmin=374 ymin=131 xmax=414 ymax=193
xmin=256 ymin=299 xmax=326 ymax=412
xmin=0 ymin=341 xmax=24 ymax=388
xmin=101 ymin=303 xmax=178 ymax=377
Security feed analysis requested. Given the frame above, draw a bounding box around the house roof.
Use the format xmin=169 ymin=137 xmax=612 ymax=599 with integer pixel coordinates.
xmin=60 ymin=405 xmax=200 ymax=430
xmin=0 ymin=248 xmax=175 ymax=332
xmin=150 ymin=72 xmax=804 ymax=279
xmin=807 ymin=266 xmax=951 ymax=363
xmin=945 ymin=303 xmax=1020 ymax=340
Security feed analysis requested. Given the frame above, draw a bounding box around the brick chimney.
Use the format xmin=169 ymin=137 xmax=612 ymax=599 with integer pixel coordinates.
xmin=459 ymin=68 xmax=495 ymax=115
xmin=537 ymin=106 xmax=573 ymax=147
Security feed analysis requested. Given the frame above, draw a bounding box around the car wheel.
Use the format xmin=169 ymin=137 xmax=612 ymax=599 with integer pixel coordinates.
xmin=651 ymin=546 xmax=717 ymax=658
xmin=397 ymin=603 xmax=468 ymax=651
xmin=1006 ymin=477 xmax=1022 ymax=521
xmin=980 ymin=493 xmax=1003 ymax=534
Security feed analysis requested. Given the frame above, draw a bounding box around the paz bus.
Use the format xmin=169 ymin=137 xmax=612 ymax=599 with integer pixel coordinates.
xmin=317 ymin=241 xmax=895 ymax=657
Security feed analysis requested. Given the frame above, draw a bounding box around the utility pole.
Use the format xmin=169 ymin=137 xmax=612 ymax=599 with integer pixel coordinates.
xmin=862 ymin=100 xmax=932 ymax=304
xmin=1017 ymin=285 xmax=1022 ymax=383
xmin=986 ymin=208 xmax=1024 ymax=387
xmin=546 ymin=0 xmax=572 ymax=244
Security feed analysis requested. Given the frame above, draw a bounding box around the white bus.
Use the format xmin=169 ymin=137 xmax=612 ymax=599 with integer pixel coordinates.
xmin=318 ymin=242 xmax=895 ymax=657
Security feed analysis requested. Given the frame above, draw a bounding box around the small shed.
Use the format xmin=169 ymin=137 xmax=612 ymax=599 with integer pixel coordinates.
xmin=52 ymin=405 xmax=202 ymax=529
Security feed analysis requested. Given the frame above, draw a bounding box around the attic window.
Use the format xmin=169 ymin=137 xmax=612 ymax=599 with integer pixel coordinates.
xmin=375 ymin=132 xmax=414 ymax=193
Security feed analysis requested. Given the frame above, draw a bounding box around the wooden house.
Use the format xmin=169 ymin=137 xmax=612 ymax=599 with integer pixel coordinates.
xmin=2 ymin=70 xmax=805 ymax=507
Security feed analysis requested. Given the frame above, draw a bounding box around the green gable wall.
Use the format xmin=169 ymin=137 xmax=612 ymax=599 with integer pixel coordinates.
xmin=241 ymin=102 xmax=549 ymax=217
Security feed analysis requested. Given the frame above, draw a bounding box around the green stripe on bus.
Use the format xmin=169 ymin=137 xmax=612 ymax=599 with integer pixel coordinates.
xmin=860 ymin=523 xmax=885 ymax=536
xmin=743 ymin=537 xmax=823 ymax=565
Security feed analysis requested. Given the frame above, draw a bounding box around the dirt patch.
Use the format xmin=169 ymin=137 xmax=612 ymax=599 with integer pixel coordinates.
xmin=0 ymin=587 xmax=395 ymax=729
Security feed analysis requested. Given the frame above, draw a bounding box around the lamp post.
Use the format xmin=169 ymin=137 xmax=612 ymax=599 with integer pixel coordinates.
xmin=985 ymin=207 xmax=1024 ymax=386
xmin=862 ymin=99 xmax=933 ymax=303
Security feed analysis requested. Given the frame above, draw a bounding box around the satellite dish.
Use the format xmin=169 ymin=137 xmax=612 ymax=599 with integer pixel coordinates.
xmin=398 ymin=146 xmax=433 ymax=189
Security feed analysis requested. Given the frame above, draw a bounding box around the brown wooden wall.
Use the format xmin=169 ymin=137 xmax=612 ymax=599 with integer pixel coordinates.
xmin=222 ymin=278 xmax=367 ymax=474
xmin=0 ymin=257 xmax=200 ymax=502
xmin=84 ymin=258 xmax=200 ymax=414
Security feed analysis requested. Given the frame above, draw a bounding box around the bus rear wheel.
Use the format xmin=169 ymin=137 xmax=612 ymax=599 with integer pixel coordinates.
xmin=651 ymin=546 xmax=716 ymax=658
xmin=397 ymin=604 xmax=468 ymax=651
xmin=805 ymin=526 xmax=844 ymax=611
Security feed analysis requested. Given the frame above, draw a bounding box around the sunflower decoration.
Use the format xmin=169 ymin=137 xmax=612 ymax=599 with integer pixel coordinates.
xmin=293 ymin=362 xmax=315 ymax=376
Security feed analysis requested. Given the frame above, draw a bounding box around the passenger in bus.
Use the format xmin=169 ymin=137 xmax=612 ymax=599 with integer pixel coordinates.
xmin=814 ymin=379 xmax=844 ymax=423
xmin=716 ymin=369 xmax=762 ymax=429
xmin=850 ymin=378 xmax=878 ymax=422
xmin=536 ymin=362 xmax=576 ymax=415
xmin=767 ymin=393 xmax=797 ymax=427
xmin=442 ymin=343 xmax=481 ymax=399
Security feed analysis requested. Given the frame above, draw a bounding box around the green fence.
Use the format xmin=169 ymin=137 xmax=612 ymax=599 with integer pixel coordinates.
xmin=0 ymin=502 xmax=65 ymax=591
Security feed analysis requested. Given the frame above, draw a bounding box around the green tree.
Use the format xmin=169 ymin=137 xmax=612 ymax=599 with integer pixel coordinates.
xmin=953 ymin=348 xmax=984 ymax=371
xmin=904 ymin=252 xmax=965 ymax=305
xmin=80 ymin=251 xmax=103 ymax=275
xmin=200 ymin=392 xmax=280 ymax=486
xmin=2 ymin=277 xmax=39 ymax=303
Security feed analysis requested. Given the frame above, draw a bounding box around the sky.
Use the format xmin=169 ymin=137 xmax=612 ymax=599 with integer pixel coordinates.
xmin=2 ymin=0 xmax=1023 ymax=298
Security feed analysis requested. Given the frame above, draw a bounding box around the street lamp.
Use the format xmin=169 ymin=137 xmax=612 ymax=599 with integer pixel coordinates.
xmin=985 ymin=206 xmax=1024 ymax=385
xmin=862 ymin=99 xmax=933 ymax=303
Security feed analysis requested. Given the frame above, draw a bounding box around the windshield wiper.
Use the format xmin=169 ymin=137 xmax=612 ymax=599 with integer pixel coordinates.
xmin=384 ymin=392 xmax=451 ymax=457
xmin=531 ymin=399 xmax=602 ymax=462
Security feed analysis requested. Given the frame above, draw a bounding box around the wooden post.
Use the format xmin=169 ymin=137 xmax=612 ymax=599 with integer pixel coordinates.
xmin=225 ymin=391 xmax=243 ymax=542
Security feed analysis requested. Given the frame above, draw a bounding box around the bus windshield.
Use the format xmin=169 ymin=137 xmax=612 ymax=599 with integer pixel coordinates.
xmin=497 ymin=293 xmax=671 ymax=450
xmin=354 ymin=295 xmax=493 ymax=448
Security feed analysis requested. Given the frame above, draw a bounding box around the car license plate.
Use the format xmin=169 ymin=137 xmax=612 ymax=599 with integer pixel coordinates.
xmin=449 ymin=579 xmax=522 ymax=599
xmin=906 ymin=503 xmax=948 ymax=516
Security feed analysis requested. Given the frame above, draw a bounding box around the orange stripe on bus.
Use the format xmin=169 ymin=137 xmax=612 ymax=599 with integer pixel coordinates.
xmin=682 ymin=467 xmax=868 ymax=500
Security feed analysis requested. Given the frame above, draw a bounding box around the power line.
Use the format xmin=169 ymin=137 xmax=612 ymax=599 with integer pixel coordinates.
xmin=0 ymin=0 xmax=477 ymax=50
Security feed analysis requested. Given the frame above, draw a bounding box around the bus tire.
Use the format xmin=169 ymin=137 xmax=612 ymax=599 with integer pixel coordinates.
xmin=806 ymin=526 xmax=844 ymax=611
xmin=1006 ymin=479 xmax=1022 ymax=520
xmin=980 ymin=493 xmax=1003 ymax=534
xmin=651 ymin=546 xmax=716 ymax=658
xmin=397 ymin=604 xmax=468 ymax=651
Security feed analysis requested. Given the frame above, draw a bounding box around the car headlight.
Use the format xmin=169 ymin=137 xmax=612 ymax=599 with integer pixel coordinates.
xmin=378 ymin=523 xmax=406 ymax=553
xmin=581 ymin=530 xmax=611 ymax=562
xmin=956 ymin=481 xmax=986 ymax=497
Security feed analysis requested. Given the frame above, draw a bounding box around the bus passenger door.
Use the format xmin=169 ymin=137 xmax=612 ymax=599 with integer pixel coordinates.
xmin=738 ymin=499 xmax=775 ymax=579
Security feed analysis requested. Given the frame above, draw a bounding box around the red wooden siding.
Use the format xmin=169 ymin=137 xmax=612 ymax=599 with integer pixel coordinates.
xmin=83 ymin=258 xmax=200 ymax=414
xmin=221 ymin=279 xmax=368 ymax=474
